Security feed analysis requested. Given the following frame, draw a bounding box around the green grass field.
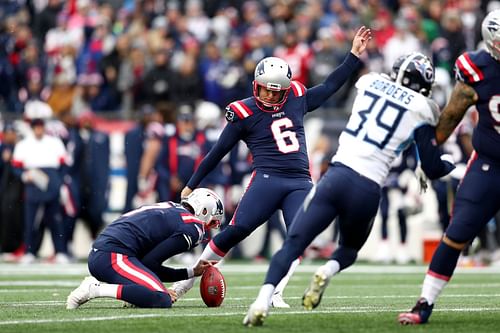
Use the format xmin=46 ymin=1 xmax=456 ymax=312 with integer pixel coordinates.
xmin=1 ymin=262 xmax=500 ymax=333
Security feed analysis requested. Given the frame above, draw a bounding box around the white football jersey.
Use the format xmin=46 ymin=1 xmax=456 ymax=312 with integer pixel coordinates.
xmin=332 ymin=72 xmax=440 ymax=185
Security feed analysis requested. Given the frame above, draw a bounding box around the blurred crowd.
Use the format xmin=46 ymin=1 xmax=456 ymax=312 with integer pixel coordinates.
xmin=1 ymin=0 xmax=500 ymax=265
xmin=0 ymin=0 xmax=496 ymax=118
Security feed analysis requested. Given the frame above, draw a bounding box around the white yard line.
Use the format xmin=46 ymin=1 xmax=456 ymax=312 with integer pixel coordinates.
xmin=1 ymin=263 xmax=500 ymax=275
xmin=2 ymin=307 xmax=500 ymax=325
xmin=3 ymin=293 xmax=500 ymax=307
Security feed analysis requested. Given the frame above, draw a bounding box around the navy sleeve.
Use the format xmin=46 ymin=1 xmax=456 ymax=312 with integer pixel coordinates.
xmin=414 ymin=125 xmax=455 ymax=179
xmin=141 ymin=234 xmax=191 ymax=282
xmin=306 ymin=52 xmax=361 ymax=111
xmin=186 ymin=123 xmax=243 ymax=189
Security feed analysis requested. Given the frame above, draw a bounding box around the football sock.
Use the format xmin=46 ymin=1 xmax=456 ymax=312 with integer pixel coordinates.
xmin=95 ymin=283 xmax=119 ymax=298
xmin=255 ymin=284 xmax=275 ymax=307
xmin=199 ymin=241 xmax=225 ymax=263
xmin=421 ymin=274 xmax=447 ymax=305
xmin=274 ymin=258 xmax=300 ymax=295
xmin=322 ymin=259 xmax=340 ymax=278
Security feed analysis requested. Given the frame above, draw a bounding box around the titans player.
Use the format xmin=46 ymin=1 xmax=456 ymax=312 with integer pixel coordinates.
xmin=244 ymin=51 xmax=456 ymax=326
xmin=170 ymin=27 xmax=372 ymax=307
xmin=66 ymin=188 xmax=223 ymax=309
xmin=399 ymin=10 xmax=500 ymax=325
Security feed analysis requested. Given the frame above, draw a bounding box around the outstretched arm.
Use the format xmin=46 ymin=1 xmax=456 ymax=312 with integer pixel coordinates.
xmin=435 ymin=81 xmax=478 ymax=144
xmin=185 ymin=123 xmax=241 ymax=190
xmin=306 ymin=26 xmax=371 ymax=110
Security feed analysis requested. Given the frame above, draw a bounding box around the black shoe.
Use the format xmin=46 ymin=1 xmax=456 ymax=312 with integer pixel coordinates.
xmin=398 ymin=297 xmax=434 ymax=325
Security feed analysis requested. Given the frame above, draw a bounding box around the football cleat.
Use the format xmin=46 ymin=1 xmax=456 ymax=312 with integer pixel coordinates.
xmin=302 ymin=269 xmax=331 ymax=310
xmin=66 ymin=276 xmax=100 ymax=309
xmin=243 ymin=302 xmax=269 ymax=327
xmin=398 ymin=297 xmax=434 ymax=325
xmin=170 ymin=278 xmax=195 ymax=299
xmin=271 ymin=292 xmax=290 ymax=308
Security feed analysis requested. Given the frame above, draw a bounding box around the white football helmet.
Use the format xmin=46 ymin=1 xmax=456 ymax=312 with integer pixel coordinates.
xmin=482 ymin=9 xmax=500 ymax=61
xmin=253 ymin=57 xmax=292 ymax=110
xmin=195 ymin=101 xmax=221 ymax=129
xmin=181 ymin=188 xmax=224 ymax=229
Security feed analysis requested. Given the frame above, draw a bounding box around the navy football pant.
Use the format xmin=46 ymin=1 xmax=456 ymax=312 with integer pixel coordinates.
xmin=212 ymin=170 xmax=312 ymax=254
xmin=88 ymin=249 xmax=172 ymax=308
xmin=265 ymin=163 xmax=381 ymax=285
xmin=24 ymin=199 xmax=66 ymax=255
xmin=429 ymin=155 xmax=500 ymax=278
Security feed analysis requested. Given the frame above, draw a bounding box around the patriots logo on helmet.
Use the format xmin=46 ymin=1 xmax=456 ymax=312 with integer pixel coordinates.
xmin=255 ymin=61 xmax=265 ymax=77
xmin=486 ymin=19 xmax=499 ymax=33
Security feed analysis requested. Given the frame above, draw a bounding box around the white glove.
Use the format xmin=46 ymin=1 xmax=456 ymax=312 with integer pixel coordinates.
xmin=440 ymin=154 xmax=455 ymax=164
xmin=22 ymin=169 xmax=49 ymax=192
xmin=438 ymin=154 xmax=457 ymax=181
xmin=414 ymin=164 xmax=428 ymax=194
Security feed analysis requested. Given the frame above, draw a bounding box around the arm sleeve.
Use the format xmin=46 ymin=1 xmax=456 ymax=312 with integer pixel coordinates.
xmin=306 ymin=53 xmax=361 ymax=111
xmin=414 ymin=125 xmax=455 ymax=179
xmin=186 ymin=123 xmax=242 ymax=189
xmin=141 ymin=234 xmax=192 ymax=282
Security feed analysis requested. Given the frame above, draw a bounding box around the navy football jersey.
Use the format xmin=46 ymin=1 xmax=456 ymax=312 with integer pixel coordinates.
xmin=224 ymin=81 xmax=310 ymax=177
xmin=455 ymin=50 xmax=500 ymax=162
xmin=93 ymin=202 xmax=204 ymax=258
xmin=186 ymin=53 xmax=361 ymax=189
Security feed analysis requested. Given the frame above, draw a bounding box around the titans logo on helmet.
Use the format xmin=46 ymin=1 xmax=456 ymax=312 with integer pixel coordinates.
xmin=414 ymin=58 xmax=434 ymax=83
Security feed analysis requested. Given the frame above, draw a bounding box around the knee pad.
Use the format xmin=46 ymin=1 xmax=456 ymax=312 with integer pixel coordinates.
xmin=332 ymin=246 xmax=358 ymax=270
xmin=213 ymin=225 xmax=252 ymax=253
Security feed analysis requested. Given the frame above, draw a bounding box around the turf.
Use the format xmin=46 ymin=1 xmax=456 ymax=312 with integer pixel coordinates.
xmin=1 ymin=263 xmax=500 ymax=333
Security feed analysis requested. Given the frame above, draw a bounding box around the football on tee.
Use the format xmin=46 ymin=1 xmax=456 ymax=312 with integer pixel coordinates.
xmin=200 ymin=266 xmax=226 ymax=307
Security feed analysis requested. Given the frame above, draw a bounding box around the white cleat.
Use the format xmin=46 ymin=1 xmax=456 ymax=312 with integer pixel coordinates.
xmin=302 ymin=269 xmax=331 ymax=310
xmin=271 ymin=292 xmax=290 ymax=308
xmin=18 ymin=253 xmax=36 ymax=265
xmin=243 ymin=302 xmax=269 ymax=327
xmin=170 ymin=278 xmax=195 ymax=299
xmin=66 ymin=276 xmax=100 ymax=309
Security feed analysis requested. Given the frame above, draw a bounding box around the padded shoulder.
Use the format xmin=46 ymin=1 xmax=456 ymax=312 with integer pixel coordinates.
xmin=225 ymin=100 xmax=254 ymax=123
xmin=290 ymin=80 xmax=307 ymax=97
xmin=454 ymin=51 xmax=485 ymax=84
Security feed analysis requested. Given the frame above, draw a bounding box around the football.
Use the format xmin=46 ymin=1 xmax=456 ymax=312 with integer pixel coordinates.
xmin=199 ymin=266 xmax=226 ymax=307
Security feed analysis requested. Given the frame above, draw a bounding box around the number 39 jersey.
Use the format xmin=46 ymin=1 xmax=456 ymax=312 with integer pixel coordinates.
xmin=332 ymin=72 xmax=440 ymax=185
xmin=454 ymin=50 xmax=500 ymax=162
